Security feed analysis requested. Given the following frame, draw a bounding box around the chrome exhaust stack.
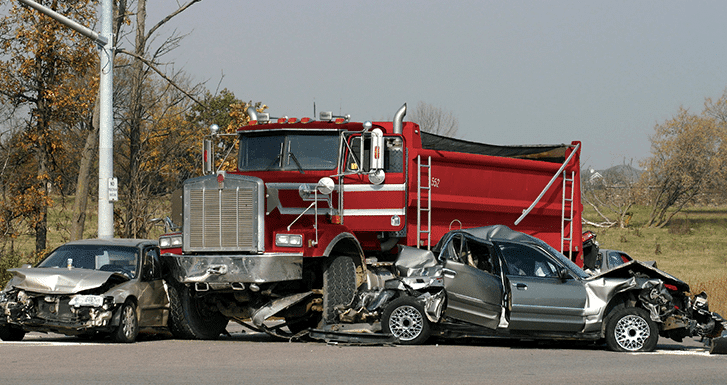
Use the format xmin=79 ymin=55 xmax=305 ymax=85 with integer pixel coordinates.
xmin=393 ymin=103 xmax=407 ymax=134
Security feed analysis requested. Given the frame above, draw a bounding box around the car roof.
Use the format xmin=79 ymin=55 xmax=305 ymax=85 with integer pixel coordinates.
xmin=459 ymin=225 xmax=541 ymax=244
xmin=58 ymin=238 xmax=157 ymax=248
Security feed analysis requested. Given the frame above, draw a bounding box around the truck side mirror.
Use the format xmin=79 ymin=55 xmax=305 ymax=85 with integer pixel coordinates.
xmin=368 ymin=128 xmax=385 ymax=185
xmin=370 ymin=128 xmax=384 ymax=170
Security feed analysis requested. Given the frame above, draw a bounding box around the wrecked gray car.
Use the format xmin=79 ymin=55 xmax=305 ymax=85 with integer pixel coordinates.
xmin=0 ymin=239 xmax=168 ymax=343
xmin=340 ymin=225 xmax=725 ymax=352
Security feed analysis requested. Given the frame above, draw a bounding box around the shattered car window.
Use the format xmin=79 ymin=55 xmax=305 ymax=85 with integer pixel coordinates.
xmin=440 ymin=234 xmax=500 ymax=275
xmin=37 ymin=245 xmax=139 ymax=279
xmin=606 ymin=251 xmax=628 ymax=268
xmin=440 ymin=234 xmax=465 ymax=264
xmin=466 ymin=241 xmax=499 ymax=275
xmin=498 ymin=242 xmax=558 ymax=277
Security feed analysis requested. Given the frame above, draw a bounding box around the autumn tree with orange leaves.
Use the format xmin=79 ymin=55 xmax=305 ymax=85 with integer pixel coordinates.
xmin=0 ymin=0 xmax=97 ymax=254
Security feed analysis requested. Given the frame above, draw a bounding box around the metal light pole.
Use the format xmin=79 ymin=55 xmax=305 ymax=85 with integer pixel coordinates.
xmin=18 ymin=0 xmax=115 ymax=239
xmin=97 ymin=0 xmax=115 ymax=239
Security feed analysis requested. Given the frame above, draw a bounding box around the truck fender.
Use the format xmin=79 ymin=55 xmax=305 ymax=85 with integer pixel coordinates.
xmin=320 ymin=232 xmax=367 ymax=288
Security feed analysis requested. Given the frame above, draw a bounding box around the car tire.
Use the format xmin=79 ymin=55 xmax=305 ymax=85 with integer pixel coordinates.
xmin=0 ymin=324 xmax=26 ymax=342
xmin=605 ymin=307 xmax=658 ymax=352
xmin=112 ymin=301 xmax=139 ymax=343
xmin=382 ymin=296 xmax=431 ymax=345
xmin=167 ymin=282 xmax=228 ymax=340
xmin=322 ymin=255 xmax=357 ymax=323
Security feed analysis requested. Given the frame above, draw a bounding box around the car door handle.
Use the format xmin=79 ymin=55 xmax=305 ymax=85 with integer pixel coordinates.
xmin=514 ymin=283 xmax=528 ymax=290
xmin=442 ymin=268 xmax=457 ymax=278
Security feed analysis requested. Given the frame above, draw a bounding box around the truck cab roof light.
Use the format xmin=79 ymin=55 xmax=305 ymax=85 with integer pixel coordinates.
xmin=300 ymin=117 xmax=312 ymax=123
xmin=248 ymin=120 xmax=258 ymax=125
xmin=287 ymin=118 xmax=298 ymax=124
xmin=320 ymin=111 xmax=333 ymax=121
xmin=334 ymin=118 xmax=346 ymax=124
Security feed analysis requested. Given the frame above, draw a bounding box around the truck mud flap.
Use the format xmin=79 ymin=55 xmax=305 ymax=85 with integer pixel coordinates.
xmin=709 ymin=335 xmax=727 ymax=354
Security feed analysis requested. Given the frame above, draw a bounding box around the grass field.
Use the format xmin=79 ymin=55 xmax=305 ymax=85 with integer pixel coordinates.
xmin=2 ymin=197 xmax=726 ymax=317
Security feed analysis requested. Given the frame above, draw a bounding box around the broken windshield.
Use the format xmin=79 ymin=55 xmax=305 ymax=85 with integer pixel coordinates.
xmin=37 ymin=245 xmax=140 ymax=278
xmin=238 ymin=132 xmax=339 ymax=172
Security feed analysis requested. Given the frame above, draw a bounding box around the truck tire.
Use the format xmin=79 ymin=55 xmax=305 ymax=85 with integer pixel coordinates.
xmin=605 ymin=307 xmax=658 ymax=352
xmin=382 ymin=296 xmax=431 ymax=345
xmin=0 ymin=324 xmax=25 ymax=341
xmin=322 ymin=255 xmax=357 ymax=323
xmin=168 ymin=282 xmax=228 ymax=340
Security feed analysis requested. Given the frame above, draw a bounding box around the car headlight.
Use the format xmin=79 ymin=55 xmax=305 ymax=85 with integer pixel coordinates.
xmin=160 ymin=234 xmax=183 ymax=248
xmin=275 ymin=234 xmax=303 ymax=247
xmin=69 ymin=295 xmax=105 ymax=308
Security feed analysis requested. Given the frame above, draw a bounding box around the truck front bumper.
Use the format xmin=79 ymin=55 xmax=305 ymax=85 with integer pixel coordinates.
xmin=162 ymin=253 xmax=304 ymax=284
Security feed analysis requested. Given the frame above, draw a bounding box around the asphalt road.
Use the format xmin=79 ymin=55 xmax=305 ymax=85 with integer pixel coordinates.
xmin=1 ymin=323 xmax=726 ymax=385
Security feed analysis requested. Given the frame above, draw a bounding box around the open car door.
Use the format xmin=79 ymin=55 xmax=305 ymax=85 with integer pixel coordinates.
xmin=439 ymin=233 xmax=506 ymax=329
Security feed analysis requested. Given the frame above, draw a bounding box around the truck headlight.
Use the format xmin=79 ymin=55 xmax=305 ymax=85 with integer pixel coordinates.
xmin=276 ymin=234 xmax=303 ymax=247
xmin=160 ymin=234 xmax=183 ymax=248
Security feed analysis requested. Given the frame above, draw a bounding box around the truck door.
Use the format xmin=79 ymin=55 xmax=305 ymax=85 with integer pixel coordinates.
xmin=340 ymin=133 xmax=407 ymax=233
xmin=439 ymin=233 xmax=505 ymax=329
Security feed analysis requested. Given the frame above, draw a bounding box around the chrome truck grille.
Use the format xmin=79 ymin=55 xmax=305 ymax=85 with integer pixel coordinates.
xmin=183 ymin=174 xmax=265 ymax=253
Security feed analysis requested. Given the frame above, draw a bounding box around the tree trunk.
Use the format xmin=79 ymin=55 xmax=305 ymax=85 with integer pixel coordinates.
xmin=124 ymin=0 xmax=147 ymax=238
xmin=70 ymin=111 xmax=99 ymax=240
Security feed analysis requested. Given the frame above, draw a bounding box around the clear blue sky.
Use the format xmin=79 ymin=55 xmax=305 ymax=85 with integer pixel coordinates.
xmin=145 ymin=0 xmax=727 ymax=169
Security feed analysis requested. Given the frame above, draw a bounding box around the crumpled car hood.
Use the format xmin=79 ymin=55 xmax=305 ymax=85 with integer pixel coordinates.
xmin=5 ymin=267 xmax=129 ymax=295
xmin=590 ymin=260 xmax=689 ymax=292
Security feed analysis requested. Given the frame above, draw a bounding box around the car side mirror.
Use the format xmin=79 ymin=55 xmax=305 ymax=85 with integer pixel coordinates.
xmin=557 ymin=267 xmax=570 ymax=281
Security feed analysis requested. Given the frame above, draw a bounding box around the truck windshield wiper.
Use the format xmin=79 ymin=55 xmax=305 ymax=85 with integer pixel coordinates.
xmin=288 ymin=151 xmax=305 ymax=174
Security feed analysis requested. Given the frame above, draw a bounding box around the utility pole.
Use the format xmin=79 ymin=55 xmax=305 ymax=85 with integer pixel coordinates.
xmin=18 ymin=0 xmax=116 ymax=239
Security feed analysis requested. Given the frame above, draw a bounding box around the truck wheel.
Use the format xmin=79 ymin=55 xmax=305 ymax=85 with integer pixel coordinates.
xmin=382 ymin=296 xmax=431 ymax=345
xmin=0 ymin=324 xmax=25 ymax=341
xmin=322 ymin=255 xmax=357 ymax=323
xmin=112 ymin=301 xmax=139 ymax=343
xmin=605 ymin=307 xmax=658 ymax=352
xmin=168 ymin=282 xmax=228 ymax=340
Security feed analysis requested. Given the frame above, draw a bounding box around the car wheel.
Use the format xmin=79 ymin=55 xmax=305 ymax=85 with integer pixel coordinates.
xmin=605 ymin=307 xmax=658 ymax=352
xmin=112 ymin=301 xmax=139 ymax=343
xmin=382 ymin=296 xmax=431 ymax=345
xmin=0 ymin=324 xmax=26 ymax=341
xmin=167 ymin=282 xmax=228 ymax=340
xmin=322 ymin=255 xmax=357 ymax=323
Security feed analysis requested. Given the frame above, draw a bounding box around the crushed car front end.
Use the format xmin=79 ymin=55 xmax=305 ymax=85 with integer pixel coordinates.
xmin=0 ymin=268 xmax=130 ymax=338
xmin=0 ymin=286 xmax=117 ymax=336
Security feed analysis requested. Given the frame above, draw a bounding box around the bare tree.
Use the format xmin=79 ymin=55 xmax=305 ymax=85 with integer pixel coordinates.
xmin=408 ymin=101 xmax=459 ymax=136
xmin=581 ymin=163 xmax=641 ymax=228
xmin=642 ymin=108 xmax=721 ymax=228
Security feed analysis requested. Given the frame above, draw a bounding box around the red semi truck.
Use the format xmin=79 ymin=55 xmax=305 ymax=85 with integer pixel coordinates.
xmin=159 ymin=104 xmax=582 ymax=339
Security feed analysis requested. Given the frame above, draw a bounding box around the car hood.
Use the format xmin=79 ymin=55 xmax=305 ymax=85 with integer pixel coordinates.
xmin=5 ymin=267 xmax=129 ymax=295
xmin=590 ymin=260 xmax=690 ymax=292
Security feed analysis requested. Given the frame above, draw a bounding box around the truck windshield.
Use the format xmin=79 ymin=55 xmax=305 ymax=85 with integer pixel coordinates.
xmin=238 ymin=132 xmax=339 ymax=171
